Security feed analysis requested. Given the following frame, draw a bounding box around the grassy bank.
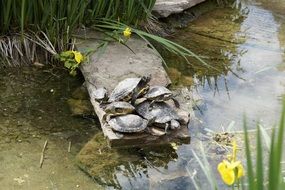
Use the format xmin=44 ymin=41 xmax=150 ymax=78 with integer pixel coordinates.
xmin=0 ymin=0 xmax=157 ymax=66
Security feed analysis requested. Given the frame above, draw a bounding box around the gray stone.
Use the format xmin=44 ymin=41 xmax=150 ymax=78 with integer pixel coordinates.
xmin=153 ymin=0 xmax=206 ymax=18
xmin=76 ymin=30 xmax=191 ymax=147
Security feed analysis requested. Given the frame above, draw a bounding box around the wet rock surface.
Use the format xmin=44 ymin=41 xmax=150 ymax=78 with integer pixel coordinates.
xmin=77 ymin=31 xmax=191 ymax=147
xmin=153 ymin=0 xmax=206 ymax=18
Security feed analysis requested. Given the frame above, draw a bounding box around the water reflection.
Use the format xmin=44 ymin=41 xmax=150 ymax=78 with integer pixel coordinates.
xmin=1 ymin=1 xmax=285 ymax=189
xmin=77 ymin=1 xmax=285 ymax=188
xmin=166 ymin=1 xmax=285 ymax=131
xmin=76 ymin=133 xmax=195 ymax=189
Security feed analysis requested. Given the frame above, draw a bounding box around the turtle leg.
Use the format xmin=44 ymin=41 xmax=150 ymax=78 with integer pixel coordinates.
xmin=164 ymin=123 xmax=169 ymax=134
xmin=102 ymin=114 xmax=111 ymax=124
xmin=170 ymin=120 xmax=180 ymax=130
xmin=171 ymin=97 xmax=180 ymax=108
xmin=131 ymin=89 xmax=139 ymax=105
xmin=148 ymin=100 xmax=155 ymax=110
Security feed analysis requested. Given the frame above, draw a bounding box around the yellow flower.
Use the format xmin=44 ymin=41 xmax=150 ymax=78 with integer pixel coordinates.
xmin=72 ymin=51 xmax=84 ymax=64
xmin=237 ymin=163 xmax=244 ymax=178
xmin=218 ymin=161 xmax=235 ymax=185
xmin=123 ymin=27 xmax=132 ymax=38
xmin=217 ymin=139 xmax=244 ymax=186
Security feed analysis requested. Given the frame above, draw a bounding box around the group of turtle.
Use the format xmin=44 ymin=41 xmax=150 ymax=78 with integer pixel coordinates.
xmin=94 ymin=76 xmax=183 ymax=134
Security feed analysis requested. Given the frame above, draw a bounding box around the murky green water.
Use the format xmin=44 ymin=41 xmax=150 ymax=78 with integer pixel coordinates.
xmin=0 ymin=67 xmax=103 ymax=189
xmin=1 ymin=0 xmax=285 ymax=189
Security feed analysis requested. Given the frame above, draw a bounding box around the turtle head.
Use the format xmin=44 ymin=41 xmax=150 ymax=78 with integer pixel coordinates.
xmin=137 ymin=75 xmax=151 ymax=96
xmin=141 ymin=75 xmax=151 ymax=84
xmin=105 ymin=102 xmax=134 ymax=115
xmin=138 ymin=84 xmax=150 ymax=97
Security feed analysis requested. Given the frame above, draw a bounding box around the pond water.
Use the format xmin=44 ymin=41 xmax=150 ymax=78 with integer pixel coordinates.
xmin=165 ymin=0 xmax=285 ymax=132
xmin=1 ymin=0 xmax=285 ymax=189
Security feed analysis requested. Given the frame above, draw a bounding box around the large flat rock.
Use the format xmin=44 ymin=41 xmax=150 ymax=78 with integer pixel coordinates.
xmin=77 ymin=31 xmax=171 ymax=92
xmin=76 ymin=31 xmax=190 ymax=147
xmin=153 ymin=0 xmax=206 ymax=18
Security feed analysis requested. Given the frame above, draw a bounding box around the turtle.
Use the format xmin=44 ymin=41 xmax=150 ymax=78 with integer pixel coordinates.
xmin=108 ymin=76 xmax=151 ymax=104
xmin=138 ymin=86 xmax=180 ymax=108
xmin=145 ymin=86 xmax=180 ymax=107
xmin=94 ymin=87 xmax=108 ymax=103
xmin=102 ymin=101 xmax=135 ymax=123
xmin=104 ymin=101 xmax=135 ymax=116
xmin=136 ymin=101 xmax=181 ymax=133
xmin=108 ymin=114 xmax=148 ymax=133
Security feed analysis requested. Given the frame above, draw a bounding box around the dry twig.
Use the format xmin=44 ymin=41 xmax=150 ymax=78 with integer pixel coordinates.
xmin=40 ymin=140 xmax=48 ymax=168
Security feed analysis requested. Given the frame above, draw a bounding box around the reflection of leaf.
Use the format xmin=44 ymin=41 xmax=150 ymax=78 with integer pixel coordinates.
xmin=170 ymin=142 xmax=178 ymax=150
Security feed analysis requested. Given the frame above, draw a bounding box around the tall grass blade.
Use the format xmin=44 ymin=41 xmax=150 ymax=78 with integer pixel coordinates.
xmin=243 ymin=116 xmax=255 ymax=190
xmin=21 ymin=0 xmax=26 ymax=35
xmin=268 ymin=99 xmax=285 ymax=190
xmin=259 ymin=124 xmax=271 ymax=151
xmin=192 ymin=143 xmax=218 ymax=190
xmin=256 ymin=124 xmax=264 ymax=190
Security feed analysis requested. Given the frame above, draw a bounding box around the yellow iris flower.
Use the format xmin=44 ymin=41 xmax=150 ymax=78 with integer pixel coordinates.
xmin=218 ymin=160 xmax=244 ymax=185
xmin=72 ymin=51 xmax=84 ymax=64
xmin=217 ymin=140 xmax=244 ymax=186
xmin=123 ymin=27 xmax=132 ymax=38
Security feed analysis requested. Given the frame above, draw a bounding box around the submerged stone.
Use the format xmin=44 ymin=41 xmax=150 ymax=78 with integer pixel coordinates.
xmin=76 ymin=133 xmax=178 ymax=187
xmin=153 ymin=0 xmax=206 ymax=18
xmin=67 ymin=99 xmax=94 ymax=116
xmin=71 ymin=85 xmax=90 ymax=100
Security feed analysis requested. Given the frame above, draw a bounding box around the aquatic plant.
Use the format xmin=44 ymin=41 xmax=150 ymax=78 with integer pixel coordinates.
xmin=217 ymin=140 xmax=244 ymax=186
xmin=0 ymin=0 xmax=155 ymax=65
xmin=189 ymin=100 xmax=285 ymax=189
xmin=95 ymin=20 xmax=210 ymax=67
xmin=58 ymin=50 xmax=85 ymax=76
xmin=243 ymin=103 xmax=285 ymax=190
xmin=123 ymin=27 xmax=132 ymax=38
xmin=0 ymin=0 xmax=208 ymax=70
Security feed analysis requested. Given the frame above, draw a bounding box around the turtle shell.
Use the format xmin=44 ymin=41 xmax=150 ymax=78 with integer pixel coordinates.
xmin=108 ymin=76 xmax=150 ymax=102
xmin=104 ymin=101 xmax=135 ymax=116
xmin=144 ymin=86 xmax=172 ymax=100
xmin=136 ymin=101 xmax=179 ymax=124
xmin=108 ymin=114 xmax=148 ymax=133
xmin=94 ymin=87 xmax=108 ymax=101
xmin=108 ymin=78 xmax=141 ymax=102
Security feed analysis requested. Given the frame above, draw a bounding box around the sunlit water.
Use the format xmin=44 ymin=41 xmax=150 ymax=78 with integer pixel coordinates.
xmin=0 ymin=0 xmax=285 ymax=189
xmin=166 ymin=0 xmax=285 ymax=131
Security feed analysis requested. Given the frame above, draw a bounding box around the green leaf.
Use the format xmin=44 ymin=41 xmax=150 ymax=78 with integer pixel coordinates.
xmin=256 ymin=124 xmax=264 ymax=190
xmin=64 ymin=61 xmax=73 ymax=69
xmin=243 ymin=116 xmax=255 ymax=190
xmin=69 ymin=69 xmax=77 ymax=76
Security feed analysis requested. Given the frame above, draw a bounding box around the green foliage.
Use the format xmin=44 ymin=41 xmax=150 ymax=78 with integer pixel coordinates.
xmin=0 ymin=0 xmax=208 ymax=70
xmin=191 ymin=101 xmax=285 ymax=190
xmin=58 ymin=50 xmax=84 ymax=76
xmin=0 ymin=0 xmax=155 ymax=50
xmin=243 ymin=100 xmax=285 ymax=190
xmin=95 ymin=19 xmax=211 ymax=67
